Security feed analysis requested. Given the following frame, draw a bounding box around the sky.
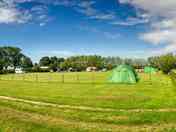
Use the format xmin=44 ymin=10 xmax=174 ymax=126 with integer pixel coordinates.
xmin=0 ymin=0 xmax=176 ymax=62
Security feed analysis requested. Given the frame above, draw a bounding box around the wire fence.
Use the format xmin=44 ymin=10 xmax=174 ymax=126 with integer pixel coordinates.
xmin=0 ymin=72 xmax=109 ymax=84
xmin=0 ymin=72 xmax=172 ymax=85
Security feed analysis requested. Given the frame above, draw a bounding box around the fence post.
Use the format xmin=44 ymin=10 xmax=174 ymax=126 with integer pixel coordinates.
xmin=11 ymin=74 xmax=13 ymax=80
xmin=23 ymin=74 xmax=25 ymax=81
xmin=76 ymin=73 xmax=79 ymax=83
xmin=92 ymin=72 xmax=95 ymax=85
xmin=62 ymin=74 xmax=64 ymax=83
xmin=36 ymin=73 xmax=38 ymax=82
xmin=48 ymin=74 xmax=51 ymax=83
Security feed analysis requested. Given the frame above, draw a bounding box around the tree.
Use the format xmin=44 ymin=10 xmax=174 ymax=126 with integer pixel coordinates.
xmin=49 ymin=57 xmax=65 ymax=71
xmin=3 ymin=47 xmax=23 ymax=68
xmin=148 ymin=56 xmax=160 ymax=68
xmin=158 ymin=54 xmax=176 ymax=74
xmin=39 ymin=56 xmax=50 ymax=66
xmin=132 ymin=58 xmax=148 ymax=69
xmin=148 ymin=54 xmax=176 ymax=74
xmin=57 ymin=58 xmax=65 ymax=64
xmin=32 ymin=63 xmax=40 ymax=72
xmin=123 ymin=58 xmax=133 ymax=65
xmin=0 ymin=46 xmax=33 ymax=73
xmin=60 ymin=61 xmax=71 ymax=71
xmin=20 ymin=55 xmax=33 ymax=69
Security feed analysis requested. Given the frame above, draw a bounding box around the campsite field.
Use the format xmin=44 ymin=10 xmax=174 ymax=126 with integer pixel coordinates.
xmin=0 ymin=72 xmax=176 ymax=131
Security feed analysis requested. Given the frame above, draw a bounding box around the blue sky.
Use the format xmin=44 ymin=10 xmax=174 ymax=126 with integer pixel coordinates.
xmin=0 ymin=0 xmax=175 ymax=62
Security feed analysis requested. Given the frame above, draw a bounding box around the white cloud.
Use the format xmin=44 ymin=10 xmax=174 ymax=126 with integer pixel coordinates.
xmin=30 ymin=5 xmax=50 ymax=26
xmin=119 ymin=0 xmax=176 ymax=54
xmin=79 ymin=25 xmax=120 ymax=40
xmin=140 ymin=29 xmax=176 ymax=54
xmin=0 ymin=1 xmax=31 ymax=24
xmin=0 ymin=0 xmax=117 ymax=25
xmin=75 ymin=7 xmax=97 ymax=16
xmin=0 ymin=7 xmax=20 ymax=23
xmin=78 ymin=1 xmax=95 ymax=8
xmin=103 ymin=32 xmax=120 ymax=39
xmin=75 ymin=1 xmax=116 ymax=21
xmin=0 ymin=0 xmax=50 ymax=25
xmin=119 ymin=0 xmax=176 ymax=18
xmin=90 ymin=13 xmax=116 ymax=20
xmin=111 ymin=17 xmax=149 ymax=26
xmin=140 ymin=30 xmax=175 ymax=45
xmin=39 ymin=22 xmax=46 ymax=26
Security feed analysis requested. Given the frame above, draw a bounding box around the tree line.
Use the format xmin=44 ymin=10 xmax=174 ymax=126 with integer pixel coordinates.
xmin=38 ymin=56 xmax=148 ymax=72
xmin=36 ymin=54 xmax=176 ymax=74
xmin=0 ymin=46 xmax=176 ymax=74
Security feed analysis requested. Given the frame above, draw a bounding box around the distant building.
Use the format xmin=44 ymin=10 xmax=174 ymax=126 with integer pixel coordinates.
xmin=101 ymin=68 xmax=107 ymax=72
xmin=40 ymin=66 xmax=49 ymax=70
xmin=68 ymin=67 xmax=74 ymax=72
xmin=6 ymin=66 xmax=15 ymax=70
xmin=15 ymin=67 xmax=25 ymax=74
xmin=135 ymin=68 xmax=144 ymax=73
xmin=86 ymin=67 xmax=97 ymax=72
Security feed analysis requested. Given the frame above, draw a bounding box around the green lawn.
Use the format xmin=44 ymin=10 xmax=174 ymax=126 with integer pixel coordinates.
xmin=0 ymin=72 xmax=176 ymax=131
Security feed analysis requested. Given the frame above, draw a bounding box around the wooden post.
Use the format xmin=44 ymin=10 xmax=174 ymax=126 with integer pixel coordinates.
xmin=92 ymin=72 xmax=94 ymax=85
xmin=48 ymin=74 xmax=51 ymax=83
xmin=149 ymin=73 xmax=152 ymax=84
xmin=11 ymin=74 xmax=13 ymax=80
xmin=36 ymin=73 xmax=38 ymax=82
xmin=23 ymin=74 xmax=25 ymax=81
xmin=62 ymin=74 xmax=64 ymax=83
xmin=76 ymin=73 xmax=79 ymax=83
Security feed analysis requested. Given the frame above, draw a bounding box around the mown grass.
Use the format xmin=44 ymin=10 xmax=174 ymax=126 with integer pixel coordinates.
xmin=0 ymin=72 xmax=176 ymax=131
xmin=0 ymin=99 xmax=176 ymax=131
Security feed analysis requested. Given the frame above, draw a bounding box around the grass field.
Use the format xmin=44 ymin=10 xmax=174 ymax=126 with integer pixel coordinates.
xmin=0 ymin=72 xmax=176 ymax=131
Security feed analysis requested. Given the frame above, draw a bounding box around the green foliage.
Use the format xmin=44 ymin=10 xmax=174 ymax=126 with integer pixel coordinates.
xmin=0 ymin=46 xmax=33 ymax=73
xmin=158 ymin=54 xmax=176 ymax=74
xmin=149 ymin=54 xmax=176 ymax=74
xmin=39 ymin=56 xmax=64 ymax=72
xmin=170 ymin=70 xmax=176 ymax=86
xmin=59 ymin=55 xmax=105 ymax=71
xmin=20 ymin=56 xmax=33 ymax=69
xmin=39 ymin=56 xmax=51 ymax=66
xmin=148 ymin=56 xmax=160 ymax=68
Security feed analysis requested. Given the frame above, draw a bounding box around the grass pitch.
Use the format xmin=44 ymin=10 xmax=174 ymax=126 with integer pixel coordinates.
xmin=0 ymin=72 xmax=176 ymax=131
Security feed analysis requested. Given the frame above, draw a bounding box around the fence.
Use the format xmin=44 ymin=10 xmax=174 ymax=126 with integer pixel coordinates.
xmin=0 ymin=72 xmax=171 ymax=85
xmin=0 ymin=72 xmax=109 ymax=84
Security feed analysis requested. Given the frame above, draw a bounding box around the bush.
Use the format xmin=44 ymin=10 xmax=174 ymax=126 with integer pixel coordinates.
xmin=149 ymin=54 xmax=176 ymax=74
xmin=170 ymin=70 xmax=176 ymax=86
xmin=159 ymin=54 xmax=176 ymax=74
xmin=0 ymin=69 xmax=15 ymax=74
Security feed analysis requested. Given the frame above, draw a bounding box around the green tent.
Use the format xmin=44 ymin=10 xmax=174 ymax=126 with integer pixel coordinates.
xmin=144 ymin=66 xmax=158 ymax=74
xmin=109 ymin=65 xmax=139 ymax=84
